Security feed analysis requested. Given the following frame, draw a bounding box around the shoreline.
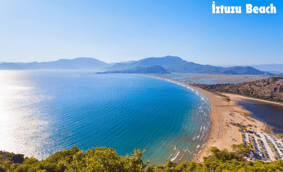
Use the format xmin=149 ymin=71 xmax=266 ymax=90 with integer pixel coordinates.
xmin=223 ymin=93 xmax=283 ymax=107
xmin=140 ymin=75 xmax=213 ymax=162
xmin=142 ymin=75 xmax=271 ymax=162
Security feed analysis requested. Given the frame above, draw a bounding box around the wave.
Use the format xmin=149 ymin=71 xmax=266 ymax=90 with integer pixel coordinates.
xmin=157 ymin=78 xmax=212 ymax=163
xmin=170 ymin=151 xmax=181 ymax=161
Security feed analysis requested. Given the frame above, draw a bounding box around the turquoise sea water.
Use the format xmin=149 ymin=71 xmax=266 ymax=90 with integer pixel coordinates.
xmin=0 ymin=70 xmax=211 ymax=164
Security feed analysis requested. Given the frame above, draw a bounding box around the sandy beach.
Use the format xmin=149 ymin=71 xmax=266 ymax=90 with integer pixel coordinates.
xmin=190 ymin=87 xmax=269 ymax=162
xmin=144 ymin=75 xmax=272 ymax=162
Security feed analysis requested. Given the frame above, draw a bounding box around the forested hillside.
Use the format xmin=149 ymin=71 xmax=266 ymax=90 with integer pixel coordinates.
xmin=192 ymin=77 xmax=283 ymax=102
xmin=1 ymin=144 xmax=283 ymax=172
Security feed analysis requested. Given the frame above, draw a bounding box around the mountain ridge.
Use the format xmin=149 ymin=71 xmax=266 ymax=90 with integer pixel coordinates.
xmin=0 ymin=57 xmax=109 ymax=70
xmin=0 ymin=56 xmax=280 ymax=76
xmin=106 ymin=56 xmax=276 ymax=75
xmin=222 ymin=64 xmax=283 ymax=73
xmin=97 ymin=65 xmax=171 ymax=74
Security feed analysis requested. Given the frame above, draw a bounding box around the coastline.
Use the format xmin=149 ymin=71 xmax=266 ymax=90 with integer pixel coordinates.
xmin=141 ymin=75 xmax=270 ymax=162
xmin=223 ymin=93 xmax=283 ymax=107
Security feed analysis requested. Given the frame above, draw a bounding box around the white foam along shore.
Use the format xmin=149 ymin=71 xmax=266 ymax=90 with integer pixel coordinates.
xmin=140 ymin=75 xmax=213 ymax=162
xmin=140 ymin=74 xmax=280 ymax=163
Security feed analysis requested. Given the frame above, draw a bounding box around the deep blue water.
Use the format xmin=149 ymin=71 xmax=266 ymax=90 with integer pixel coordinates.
xmin=0 ymin=70 xmax=211 ymax=164
xmin=237 ymin=100 xmax=283 ymax=134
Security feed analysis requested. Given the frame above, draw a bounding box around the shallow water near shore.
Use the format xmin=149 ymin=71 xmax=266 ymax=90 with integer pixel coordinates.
xmin=237 ymin=100 xmax=283 ymax=134
xmin=0 ymin=70 xmax=211 ymax=164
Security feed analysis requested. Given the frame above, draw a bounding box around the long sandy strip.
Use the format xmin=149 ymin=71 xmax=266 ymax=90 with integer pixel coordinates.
xmin=143 ymin=75 xmax=270 ymax=162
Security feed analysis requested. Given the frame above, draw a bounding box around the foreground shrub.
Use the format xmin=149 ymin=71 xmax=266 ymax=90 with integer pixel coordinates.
xmin=1 ymin=144 xmax=283 ymax=172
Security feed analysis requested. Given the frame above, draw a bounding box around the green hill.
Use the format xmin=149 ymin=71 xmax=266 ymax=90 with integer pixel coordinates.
xmin=192 ymin=77 xmax=283 ymax=102
xmin=1 ymin=144 xmax=283 ymax=172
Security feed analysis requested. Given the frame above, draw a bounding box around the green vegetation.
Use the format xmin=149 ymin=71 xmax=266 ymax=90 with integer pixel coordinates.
xmin=225 ymin=97 xmax=231 ymax=102
xmin=213 ymin=92 xmax=231 ymax=102
xmin=276 ymin=134 xmax=283 ymax=138
xmin=258 ymin=139 xmax=268 ymax=160
xmin=243 ymin=113 xmax=249 ymax=118
xmin=231 ymin=143 xmax=250 ymax=157
xmin=261 ymin=127 xmax=270 ymax=134
xmin=1 ymin=144 xmax=283 ymax=172
xmin=268 ymin=141 xmax=280 ymax=160
xmin=250 ymin=138 xmax=256 ymax=155
xmin=0 ymin=151 xmax=24 ymax=164
xmin=191 ymin=77 xmax=283 ymax=103
xmin=242 ymin=133 xmax=245 ymax=144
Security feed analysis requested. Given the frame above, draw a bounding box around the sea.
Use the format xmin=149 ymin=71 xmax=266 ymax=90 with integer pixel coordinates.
xmin=0 ymin=70 xmax=211 ymax=165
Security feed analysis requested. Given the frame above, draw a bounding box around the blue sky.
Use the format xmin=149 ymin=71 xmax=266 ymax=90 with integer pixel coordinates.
xmin=0 ymin=0 xmax=282 ymax=65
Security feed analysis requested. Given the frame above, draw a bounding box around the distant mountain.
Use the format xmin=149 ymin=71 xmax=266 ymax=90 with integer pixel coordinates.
xmin=0 ymin=56 xmax=280 ymax=76
xmin=250 ymin=64 xmax=283 ymax=73
xmin=97 ymin=65 xmax=170 ymax=74
xmin=107 ymin=56 xmax=275 ymax=76
xmin=107 ymin=56 xmax=189 ymax=71
xmin=219 ymin=66 xmax=270 ymax=75
xmin=0 ymin=63 xmax=23 ymax=69
xmin=0 ymin=57 xmax=109 ymax=70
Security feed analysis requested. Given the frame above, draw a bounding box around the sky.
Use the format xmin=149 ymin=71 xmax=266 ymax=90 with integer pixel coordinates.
xmin=0 ymin=0 xmax=282 ymax=65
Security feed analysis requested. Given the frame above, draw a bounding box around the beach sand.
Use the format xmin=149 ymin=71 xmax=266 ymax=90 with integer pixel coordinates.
xmin=191 ymin=88 xmax=268 ymax=162
xmin=166 ymin=73 xmax=267 ymax=84
xmin=143 ymin=75 xmax=270 ymax=162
